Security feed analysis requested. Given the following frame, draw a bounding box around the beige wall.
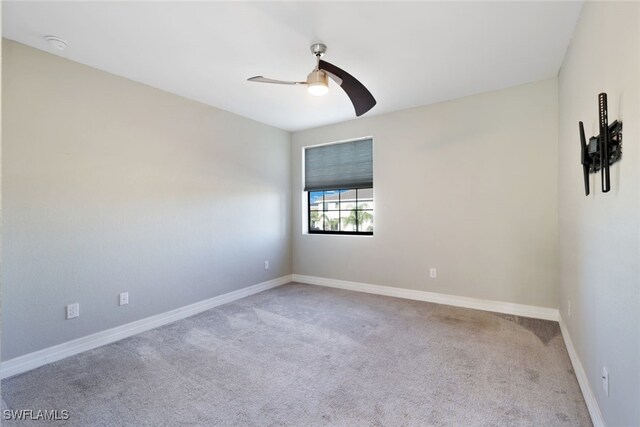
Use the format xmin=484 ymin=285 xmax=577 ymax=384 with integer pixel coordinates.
xmin=292 ymin=79 xmax=559 ymax=308
xmin=1 ymin=40 xmax=292 ymax=360
xmin=558 ymin=2 xmax=639 ymax=426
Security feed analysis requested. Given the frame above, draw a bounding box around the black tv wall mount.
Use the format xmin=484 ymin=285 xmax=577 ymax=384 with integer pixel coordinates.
xmin=579 ymin=93 xmax=622 ymax=195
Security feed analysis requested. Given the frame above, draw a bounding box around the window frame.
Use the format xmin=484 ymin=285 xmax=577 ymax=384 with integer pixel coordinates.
xmin=307 ymin=188 xmax=374 ymax=236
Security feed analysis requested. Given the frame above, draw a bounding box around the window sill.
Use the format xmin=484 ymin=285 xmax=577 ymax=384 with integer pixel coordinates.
xmin=303 ymin=231 xmax=374 ymax=237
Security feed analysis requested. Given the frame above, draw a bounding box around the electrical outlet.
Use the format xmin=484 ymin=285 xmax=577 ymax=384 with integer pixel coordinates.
xmin=119 ymin=292 xmax=129 ymax=306
xmin=66 ymin=303 xmax=79 ymax=319
xmin=264 ymin=260 xmax=269 ymax=270
xmin=568 ymin=300 xmax=572 ymax=318
xmin=430 ymin=268 xmax=437 ymax=279
xmin=602 ymin=367 xmax=609 ymax=396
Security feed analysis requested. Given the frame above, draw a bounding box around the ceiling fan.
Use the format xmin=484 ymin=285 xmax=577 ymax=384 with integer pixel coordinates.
xmin=248 ymin=43 xmax=377 ymax=117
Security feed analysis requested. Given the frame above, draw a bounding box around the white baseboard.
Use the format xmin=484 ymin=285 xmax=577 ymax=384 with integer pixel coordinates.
xmin=559 ymin=315 xmax=605 ymax=427
xmin=292 ymin=274 xmax=559 ymax=321
xmin=1 ymin=275 xmax=292 ymax=380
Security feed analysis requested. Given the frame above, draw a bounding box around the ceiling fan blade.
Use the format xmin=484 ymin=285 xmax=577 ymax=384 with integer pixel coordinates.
xmin=318 ymin=60 xmax=376 ymax=116
xmin=247 ymin=76 xmax=306 ymax=85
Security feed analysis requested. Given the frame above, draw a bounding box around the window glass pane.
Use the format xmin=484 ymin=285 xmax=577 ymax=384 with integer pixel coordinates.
xmin=340 ymin=200 xmax=356 ymax=211
xmin=358 ymin=188 xmax=373 ymax=198
xmin=357 ymin=210 xmax=374 ymax=232
xmin=339 ymin=210 xmax=357 ymax=232
xmin=323 ymin=210 xmax=340 ymax=231
xmin=339 ymin=189 xmax=357 ymax=210
xmin=309 ymin=211 xmax=323 ymax=231
xmin=309 ymin=191 xmax=323 ymax=210
xmin=357 ymin=200 xmax=374 ymax=210
xmin=340 ymin=189 xmax=358 ymax=200
xmin=357 ymin=188 xmax=373 ymax=210
xmin=323 ymin=190 xmax=340 ymax=210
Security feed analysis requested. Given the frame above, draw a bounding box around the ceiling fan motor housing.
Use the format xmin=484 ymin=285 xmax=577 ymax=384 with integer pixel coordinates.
xmin=307 ymin=69 xmax=328 ymax=86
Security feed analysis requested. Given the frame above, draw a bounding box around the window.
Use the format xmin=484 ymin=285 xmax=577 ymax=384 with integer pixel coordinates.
xmin=305 ymin=138 xmax=373 ymax=235
xmin=308 ymin=188 xmax=374 ymax=234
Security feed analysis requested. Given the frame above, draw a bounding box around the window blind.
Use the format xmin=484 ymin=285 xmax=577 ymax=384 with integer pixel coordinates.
xmin=304 ymin=138 xmax=373 ymax=192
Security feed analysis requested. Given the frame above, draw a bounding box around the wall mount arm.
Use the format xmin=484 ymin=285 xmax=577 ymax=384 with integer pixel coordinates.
xmin=578 ymin=93 xmax=622 ymax=196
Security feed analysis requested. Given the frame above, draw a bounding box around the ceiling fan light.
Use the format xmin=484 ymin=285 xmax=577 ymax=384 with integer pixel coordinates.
xmin=308 ymin=83 xmax=329 ymax=96
xmin=307 ymin=70 xmax=329 ymax=96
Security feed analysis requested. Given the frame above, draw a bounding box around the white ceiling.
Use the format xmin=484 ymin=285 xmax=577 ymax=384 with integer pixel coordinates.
xmin=3 ymin=1 xmax=582 ymax=131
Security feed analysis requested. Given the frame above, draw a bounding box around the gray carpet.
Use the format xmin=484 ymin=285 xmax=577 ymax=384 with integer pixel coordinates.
xmin=2 ymin=283 xmax=591 ymax=426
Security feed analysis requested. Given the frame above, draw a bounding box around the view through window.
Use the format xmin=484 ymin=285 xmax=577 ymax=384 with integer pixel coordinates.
xmin=308 ymin=188 xmax=373 ymax=234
